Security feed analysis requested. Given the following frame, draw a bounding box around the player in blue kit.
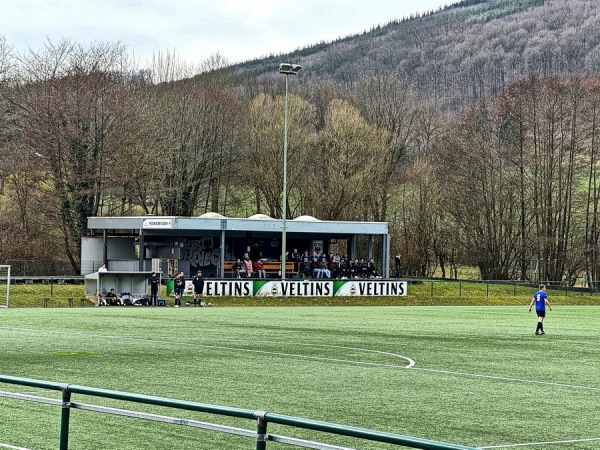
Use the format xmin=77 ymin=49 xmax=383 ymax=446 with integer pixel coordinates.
xmin=528 ymin=284 xmax=552 ymax=335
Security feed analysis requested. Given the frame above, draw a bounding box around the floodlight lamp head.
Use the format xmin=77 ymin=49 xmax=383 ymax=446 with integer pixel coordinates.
xmin=279 ymin=63 xmax=302 ymax=75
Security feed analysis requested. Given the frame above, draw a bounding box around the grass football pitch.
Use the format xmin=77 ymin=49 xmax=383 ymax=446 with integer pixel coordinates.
xmin=0 ymin=305 xmax=598 ymax=449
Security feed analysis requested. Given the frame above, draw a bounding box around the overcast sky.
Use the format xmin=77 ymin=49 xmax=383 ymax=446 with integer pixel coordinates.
xmin=1 ymin=0 xmax=451 ymax=66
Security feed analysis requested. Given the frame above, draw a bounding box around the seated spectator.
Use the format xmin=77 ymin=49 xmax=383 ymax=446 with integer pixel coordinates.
xmin=338 ymin=258 xmax=349 ymax=279
xmin=233 ymin=258 xmax=244 ymax=278
xmin=299 ymin=251 xmax=312 ymax=278
xmin=329 ymin=256 xmax=341 ymax=279
xmin=358 ymin=258 xmax=368 ymax=278
xmin=105 ymin=288 xmax=121 ymax=306
xmin=98 ymin=264 xmax=107 ymax=272
xmin=253 ymin=259 xmax=266 ymax=278
xmin=349 ymin=259 xmax=361 ymax=278
xmin=367 ymin=258 xmax=377 ymax=278
xmin=310 ymin=252 xmax=319 ymax=278
xmin=318 ymin=260 xmax=331 ymax=278
xmin=313 ymin=265 xmax=323 ymax=278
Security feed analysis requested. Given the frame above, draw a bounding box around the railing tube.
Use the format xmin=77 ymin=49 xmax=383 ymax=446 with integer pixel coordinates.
xmin=254 ymin=410 xmax=268 ymax=450
xmin=59 ymin=384 xmax=71 ymax=450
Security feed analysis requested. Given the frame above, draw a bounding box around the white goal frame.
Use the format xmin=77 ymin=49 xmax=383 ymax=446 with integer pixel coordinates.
xmin=0 ymin=265 xmax=11 ymax=308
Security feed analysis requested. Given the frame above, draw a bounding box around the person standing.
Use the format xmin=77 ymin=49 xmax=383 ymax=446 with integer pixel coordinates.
xmin=291 ymin=248 xmax=301 ymax=274
xmin=192 ymin=270 xmax=205 ymax=306
xmin=529 ymin=284 xmax=552 ymax=335
xmin=394 ymin=254 xmax=402 ymax=278
xmin=149 ymin=272 xmax=160 ymax=306
xmin=174 ymin=271 xmax=185 ymax=307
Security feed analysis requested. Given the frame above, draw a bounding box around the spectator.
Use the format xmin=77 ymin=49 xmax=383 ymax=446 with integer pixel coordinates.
xmin=330 ymin=254 xmax=341 ymax=279
xmin=174 ymin=271 xmax=185 ymax=307
xmin=253 ymin=259 xmax=266 ymax=278
xmin=291 ymin=248 xmax=301 ymax=273
xmin=105 ymin=288 xmax=121 ymax=306
xmin=300 ymin=250 xmax=311 ymax=278
xmin=338 ymin=257 xmax=350 ymax=279
xmin=367 ymin=258 xmax=377 ymax=278
xmin=233 ymin=258 xmax=244 ymax=278
xmin=149 ymin=272 xmax=160 ymax=306
xmin=358 ymin=258 xmax=368 ymax=278
xmin=310 ymin=251 xmax=319 ymax=277
xmin=98 ymin=264 xmax=107 ymax=272
xmin=394 ymin=254 xmax=402 ymax=278
xmin=192 ymin=270 xmax=205 ymax=306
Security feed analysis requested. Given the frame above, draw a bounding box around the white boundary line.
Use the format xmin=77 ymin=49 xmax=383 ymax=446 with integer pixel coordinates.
xmin=479 ymin=436 xmax=600 ymax=448
xmin=0 ymin=443 xmax=32 ymax=450
xmin=409 ymin=367 xmax=600 ymax=392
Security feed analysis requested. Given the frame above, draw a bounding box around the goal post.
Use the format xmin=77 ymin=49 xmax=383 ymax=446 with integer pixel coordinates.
xmin=0 ymin=265 xmax=11 ymax=308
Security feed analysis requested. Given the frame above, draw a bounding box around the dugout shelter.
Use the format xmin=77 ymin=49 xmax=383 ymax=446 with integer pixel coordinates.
xmin=82 ymin=213 xmax=390 ymax=278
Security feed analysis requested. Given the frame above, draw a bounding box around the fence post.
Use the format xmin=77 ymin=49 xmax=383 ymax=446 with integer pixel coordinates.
xmin=458 ymin=281 xmax=462 ymax=297
xmin=67 ymin=298 xmax=73 ymax=307
xmin=44 ymin=298 xmax=49 ymax=308
xmin=59 ymin=384 xmax=71 ymax=450
xmin=254 ymin=411 xmax=268 ymax=450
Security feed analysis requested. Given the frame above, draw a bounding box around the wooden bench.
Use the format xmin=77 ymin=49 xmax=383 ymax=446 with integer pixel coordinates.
xmin=221 ymin=261 xmax=295 ymax=278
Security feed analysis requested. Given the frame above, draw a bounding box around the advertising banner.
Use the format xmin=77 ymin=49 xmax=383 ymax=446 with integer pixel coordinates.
xmin=179 ymin=280 xmax=407 ymax=297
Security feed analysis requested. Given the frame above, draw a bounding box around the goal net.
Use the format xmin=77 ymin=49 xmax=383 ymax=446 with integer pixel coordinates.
xmin=0 ymin=265 xmax=11 ymax=308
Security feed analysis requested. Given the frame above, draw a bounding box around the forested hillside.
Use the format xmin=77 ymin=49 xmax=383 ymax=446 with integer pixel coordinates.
xmin=2 ymin=0 xmax=600 ymax=285
xmin=239 ymin=0 xmax=600 ymax=110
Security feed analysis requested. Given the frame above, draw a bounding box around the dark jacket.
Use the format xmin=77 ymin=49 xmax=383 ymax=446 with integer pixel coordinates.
xmin=192 ymin=275 xmax=204 ymax=292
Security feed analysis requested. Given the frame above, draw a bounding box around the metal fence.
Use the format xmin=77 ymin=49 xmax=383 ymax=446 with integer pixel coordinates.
xmin=0 ymin=374 xmax=476 ymax=450
xmin=5 ymin=260 xmax=76 ymax=276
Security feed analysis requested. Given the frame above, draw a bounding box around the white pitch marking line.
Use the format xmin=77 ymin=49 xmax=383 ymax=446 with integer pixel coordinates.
xmin=0 ymin=443 xmax=32 ymax=450
xmin=0 ymin=327 xmax=415 ymax=368
xmin=3 ymin=327 xmax=600 ymax=391
xmin=408 ymin=366 xmax=600 ymax=391
xmin=479 ymin=436 xmax=600 ymax=448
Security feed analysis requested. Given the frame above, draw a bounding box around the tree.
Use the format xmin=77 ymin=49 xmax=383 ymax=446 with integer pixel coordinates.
xmin=7 ymin=39 xmax=133 ymax=272
xmin=244 ymin=92 xmax=316 ymax=218
xmin=308 ymin=99 xmax=389 ymax=221
xmin=437 ymin=101 xmax=522 ymax=279
xmin=353 ymin=74 xmax=418 ymax=221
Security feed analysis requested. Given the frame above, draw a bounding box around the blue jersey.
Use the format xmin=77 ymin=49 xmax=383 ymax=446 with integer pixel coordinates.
xmin=533 ymin=290 xmax=547 ymax=311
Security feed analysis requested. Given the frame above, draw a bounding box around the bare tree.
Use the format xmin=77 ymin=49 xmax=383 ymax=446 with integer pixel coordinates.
xmin=244 ymin=92 xmax=316 ymax=218
xmin=6 ymin=39 xmax=133 ymax=272
xmin=309 ymin=99 xmax=390 ymax=221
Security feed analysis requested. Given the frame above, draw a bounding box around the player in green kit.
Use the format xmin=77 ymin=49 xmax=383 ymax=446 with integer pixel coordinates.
xmin=528 ymin=284 xmax=552 ymax=335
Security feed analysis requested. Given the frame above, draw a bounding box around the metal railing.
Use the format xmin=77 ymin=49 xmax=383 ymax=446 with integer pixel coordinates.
xmin=0 ymin=374 xmax=477 ymax=450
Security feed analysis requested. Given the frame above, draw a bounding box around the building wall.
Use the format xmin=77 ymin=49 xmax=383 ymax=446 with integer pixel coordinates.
xmin=80 ymin=237 xmax=136 ymax=274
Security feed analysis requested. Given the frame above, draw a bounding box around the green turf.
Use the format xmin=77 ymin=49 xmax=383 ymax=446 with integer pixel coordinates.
xmin=0 ymin=305 xmax=598 ymax=449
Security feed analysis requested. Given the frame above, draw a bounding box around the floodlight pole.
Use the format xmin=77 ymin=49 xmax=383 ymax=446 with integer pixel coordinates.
xmin=279 ymin=63 xmax=302 ymax=281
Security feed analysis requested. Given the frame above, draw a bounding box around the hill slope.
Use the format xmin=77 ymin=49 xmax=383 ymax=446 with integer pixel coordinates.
xmin=236 ymin=0 xmax=600 ymax=110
